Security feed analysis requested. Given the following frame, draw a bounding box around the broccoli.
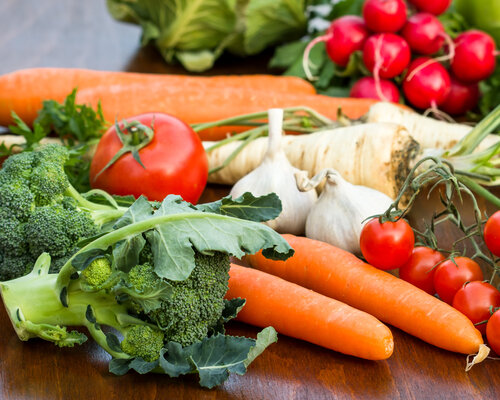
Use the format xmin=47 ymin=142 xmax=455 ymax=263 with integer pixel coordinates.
xmin=0 ymin=144 xmax=127 ymax=280
xmin=0 ymin=194 xmax=292 ymax=388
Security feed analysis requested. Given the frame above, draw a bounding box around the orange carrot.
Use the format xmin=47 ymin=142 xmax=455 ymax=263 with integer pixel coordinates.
xmin=73 ymin=84 xmax=379 ymax=141
xmin=0 ymin=67 xmax=315 ymax=127
xmin=245 ymin=234 xmax=485 ymax=356
xmin=226 ymin=263 xmax=394 ymax=360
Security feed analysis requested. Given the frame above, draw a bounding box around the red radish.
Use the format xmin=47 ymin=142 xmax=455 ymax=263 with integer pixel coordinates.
xmin=350 ymin=76 xmax=400 ymax=102
xmin=302 ymin=16 xmax=369 ymax=80
xmin=408 ymin=0 xmax=451 ymax=16
xmin=440 ymin=77 xmax=480 ymax=116
xmin=403 ymin=57 xmax=451 ymax=109
xmin=451 ymin=30 xmax=497 ymax=83
xmin=402 ymin=13 xmax=446 ymax=55
xmin=363 ymin=33 xmax=411 ymax=78
xmin=362 ymin=0 xmax=407 ymax=33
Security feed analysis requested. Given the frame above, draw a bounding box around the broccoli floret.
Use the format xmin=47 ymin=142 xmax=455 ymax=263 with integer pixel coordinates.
xmin=0 ymin=144 xmax=126 ymax=281
xmin=80 ymin=257 xmax=112 ymax=288
xmin=121 ymin=325 xmax=164 ymax=362
xmin=137 ymin=252 xmax=230 ymax=347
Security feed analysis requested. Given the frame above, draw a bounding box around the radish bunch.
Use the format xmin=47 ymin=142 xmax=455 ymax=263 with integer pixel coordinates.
xmin=303 ymin=0 xmax=498 ymax=116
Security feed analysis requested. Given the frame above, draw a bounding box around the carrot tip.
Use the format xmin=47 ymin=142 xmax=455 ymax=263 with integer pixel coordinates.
xmin=465 ymin=344 xmax=490 ymax=371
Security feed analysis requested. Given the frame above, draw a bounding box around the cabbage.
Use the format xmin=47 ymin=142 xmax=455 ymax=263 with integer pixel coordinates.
xmin=107 ymin=0 xmax=309 ymax=72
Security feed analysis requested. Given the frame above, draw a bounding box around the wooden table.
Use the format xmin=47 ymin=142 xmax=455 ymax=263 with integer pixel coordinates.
xmin=1 ymin=1 xmax=499 ymax=399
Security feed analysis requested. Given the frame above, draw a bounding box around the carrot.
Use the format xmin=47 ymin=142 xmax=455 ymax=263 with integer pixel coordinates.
xmin=245 ymin=234 xmax=487 ymax=357
xmin=205 ymin=122 xmax=419 ymax=199
xmin=0 ymin=67 xmax=315 ymax=128
xmin=70 ymin=85 xmax=379 ymax=141
xmin=226 ymin=263 xmax=394 ymax=360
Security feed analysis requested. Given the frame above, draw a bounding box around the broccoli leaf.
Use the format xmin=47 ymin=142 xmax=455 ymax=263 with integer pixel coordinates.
xmin=156 ymin=328 xmax=278 ymax=388
xmin=196 ymin=192 xmax=282 ymax=222
xmin=112 ymin=196 xmax=153 ymax=272
xmin=145 ymin=196 xmax=293 ymax=281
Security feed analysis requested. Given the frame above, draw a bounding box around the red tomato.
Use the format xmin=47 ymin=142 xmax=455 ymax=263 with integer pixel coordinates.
xmin=484 ymin=211 xmax=500 ymax=257
xmin=433 ymin=257 xmax=484 ymax=304
xmin=453 ymin=281 xmax=500 ymax=334
xmin=486 ymin=309 xmax=500 ymax=355
xmin=90 ymin=113 xmax=208 ymax=204
xmin=399 ymin=247 xmax=444 ymax=294
xmin=360 ymin=218 xmax=415 ymax=270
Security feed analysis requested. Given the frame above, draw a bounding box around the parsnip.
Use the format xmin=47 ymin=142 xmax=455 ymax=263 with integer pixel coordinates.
xmin=205 ymin=123 xmax=420 ymax=200
xmin=365 ymin=102 xmax=500 ymax=151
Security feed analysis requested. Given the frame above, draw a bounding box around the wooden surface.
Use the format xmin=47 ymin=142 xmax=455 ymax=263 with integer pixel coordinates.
xmin=1 ymin=1 xmax=500 ymax=399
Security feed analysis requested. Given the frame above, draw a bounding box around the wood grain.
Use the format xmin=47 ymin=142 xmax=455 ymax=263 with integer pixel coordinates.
xmin=0 ymin=1 xmax=499 ymax=399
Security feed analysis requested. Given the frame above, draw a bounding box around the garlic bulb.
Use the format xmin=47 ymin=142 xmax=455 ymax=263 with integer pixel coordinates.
xmin=296 ymin=168 xmax=393 ymax=254
xmin=230 ymin=109 xmax=317 ymax=235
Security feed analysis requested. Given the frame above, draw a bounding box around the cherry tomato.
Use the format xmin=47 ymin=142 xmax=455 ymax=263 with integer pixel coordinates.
xmin=433 ymin=257 xmax=484 ymax=304
xmin=399 ymin=247 xmax=444 ymax=294
xmin=486 ymin=309 xmax=500 ymax=355
xmin=484 ymin=211 xmax=500 ymax=257
xmin=453 ymin=281 xmax=500 ymax=334
xmin=90 ymin=113 xmax=208 ymax=204
xmin=360 ymin=218 xmax=415 ymax=270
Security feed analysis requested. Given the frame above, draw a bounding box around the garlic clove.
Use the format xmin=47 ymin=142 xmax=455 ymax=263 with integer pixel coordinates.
xmin=229 ymin=109 xmax=317 ymax=235
xmin=298 ymin=168 xmax=393 ymax=254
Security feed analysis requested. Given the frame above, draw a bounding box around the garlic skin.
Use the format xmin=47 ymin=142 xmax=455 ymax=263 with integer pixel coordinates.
xmin=298 ymin=169 xmax=393 ymax=254
xmin=230 ymin=109 xmax=317 ymax=235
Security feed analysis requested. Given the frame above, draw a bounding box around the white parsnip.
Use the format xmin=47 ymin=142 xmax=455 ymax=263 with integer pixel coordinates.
xmin=205 ymin=122 xmax=420 ymax=200
xmin=365 ymin=102 xmax=500 ymax=151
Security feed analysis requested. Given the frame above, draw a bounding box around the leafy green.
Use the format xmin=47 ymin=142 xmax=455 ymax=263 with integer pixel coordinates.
xmin=4 ymin=89 xmax=107 ymax=192
xmin=106 ymin=0 xmax=310 ymax=72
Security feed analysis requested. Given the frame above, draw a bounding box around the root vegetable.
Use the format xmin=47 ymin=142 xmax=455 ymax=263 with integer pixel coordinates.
xmin=349 ymin=77 xmax=400 ymax=102
xmin=401 ymin=13 xmax=446 ymax=55
xmin=226 ymin=263 xmax=394 ymax=360
xmin=363 ymin=33 xmax=411 ymax=79
xmin=0 ymin=67 xmax=316 ymax=127
xmin=205 ymin=122 xmax=420 ymax=200
xmin=440 ymin=78 xmax=480 ymax=116
xmin=364 ymin=102 xmax=500 ymax=151
xmin=245 ymin=234 xmax=488 ymax=359
xmin=362 ymin=0 xmax=408 ymax=33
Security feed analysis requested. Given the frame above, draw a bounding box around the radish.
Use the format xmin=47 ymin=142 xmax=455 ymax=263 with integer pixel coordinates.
xmin=403 ymin=57 xmax=451 ymax=109
xmin=350 ymin=77 xmax=400 ymax=102
xmin=450 ymin=30 xmax=497 ymax=83
xmin=362 ymin=0 xmax=407 ymax=33
xmin=302 ymin=16 xmax=369 ymax=80
xmin=408 ymin=0 xmax=451 ymax=16
xmin=440 ymin=77 xmax=480 ymax=116
xmin=363 ymin=33 xmax=411 ymax=78
xmin=401 ymin=13 xmax=446 ymax=55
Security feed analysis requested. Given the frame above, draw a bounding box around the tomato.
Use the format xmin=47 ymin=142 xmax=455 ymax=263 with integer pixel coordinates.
xmin=90 ymin=113 xmax=208 ymax=204
xmin=486 ymin=309 xmax=500 ymax=355
xmin=360 ymin=218 xmax=415 ymax=270
xmin=433 ymin=257 xmax=484 ymax=304
xmin=452 ymin=281 xmax=500 ymax=334
xmin=399 ymin=247 xmax=444 ymax=294
xmin=484 ymin=210 xmax=500 ymax=257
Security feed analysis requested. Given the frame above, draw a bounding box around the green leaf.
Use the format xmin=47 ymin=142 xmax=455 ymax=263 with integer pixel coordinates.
xmin=129 ymin=357 xmax=159 ymax=374
xmin=210 ymin=298 xmax=247 ymax=335
xmin=112 ymin=197 xmax=154 ymax=272
xmin=244 ymin=327 xmax=278 ymax=368
xmin=269 ymin=40 xmax=308 ymax=70
xmin=159 ymin=343 xmax=194 ymax=377
xmin=145 ymin=196 xmax=293 ymax=281
xmin=109 ymin=358 xmax=132 ymax=375
xmin=175 ymin=50 xmax=218 ymax=72
xmin=115 ymin=280 xmax=172 ymax=313
xmin=196 ymin=192 xmax=282 ymax=222
xmin=106 ymin=332 xmax=124 ymax=353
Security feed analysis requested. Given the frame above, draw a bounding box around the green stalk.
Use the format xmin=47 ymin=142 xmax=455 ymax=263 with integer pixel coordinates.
xmin=457 ymin=175 xmax=500 ymax=208
xmin=446 ymin=104 xmax=500 ymax=157
xmin=55 ymin=212 xmax=242 ymax=297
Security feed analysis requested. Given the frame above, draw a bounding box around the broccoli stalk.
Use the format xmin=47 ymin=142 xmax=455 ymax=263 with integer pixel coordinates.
xmin=0 ymin=194 xmax=293 ymax=388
